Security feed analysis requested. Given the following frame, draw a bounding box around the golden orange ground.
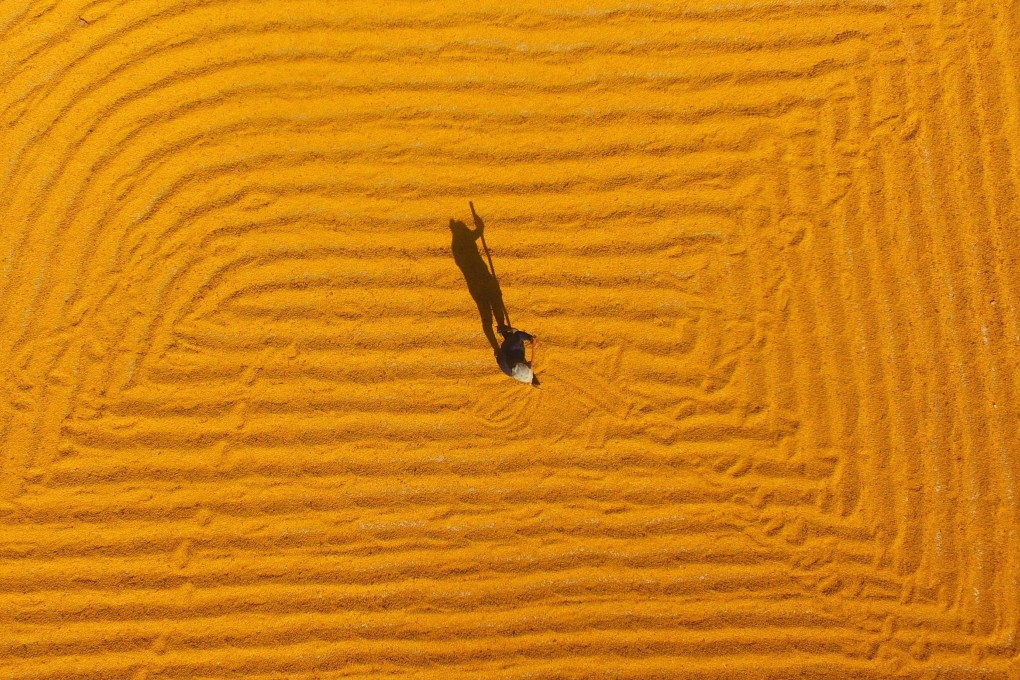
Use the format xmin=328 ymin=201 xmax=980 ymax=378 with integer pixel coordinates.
xmin=1 ymin=1 xmax=1019 ymax=678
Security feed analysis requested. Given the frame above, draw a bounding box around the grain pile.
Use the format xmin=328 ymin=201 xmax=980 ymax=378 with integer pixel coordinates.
xmin=1 ymin=0 xmax=1018 ymax=677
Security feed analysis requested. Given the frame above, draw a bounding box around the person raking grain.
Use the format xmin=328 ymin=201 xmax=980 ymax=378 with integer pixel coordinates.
xmin=450 ymin=202 xmax=540 ymax=386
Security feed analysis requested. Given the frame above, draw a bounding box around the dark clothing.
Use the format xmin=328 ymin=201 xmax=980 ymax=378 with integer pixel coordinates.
xmin=497 ymin=329 xmax=533 ymax=376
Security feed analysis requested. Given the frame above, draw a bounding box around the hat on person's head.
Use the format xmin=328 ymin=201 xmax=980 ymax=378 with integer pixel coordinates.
xmin=511 ymin=362 xmax=534 ymax=384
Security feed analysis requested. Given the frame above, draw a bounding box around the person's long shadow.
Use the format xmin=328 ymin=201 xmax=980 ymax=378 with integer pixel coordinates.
xmin=449 ymin=206 xmax=509 ymax=354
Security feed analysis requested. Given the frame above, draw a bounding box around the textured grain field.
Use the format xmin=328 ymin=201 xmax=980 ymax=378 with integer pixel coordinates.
xmin=1 ymin=0 xmax=1019 ymax=677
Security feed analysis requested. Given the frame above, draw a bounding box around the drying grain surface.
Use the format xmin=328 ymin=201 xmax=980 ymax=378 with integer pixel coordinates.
xmin=1 ymin=0 xmax=1019 ymax=677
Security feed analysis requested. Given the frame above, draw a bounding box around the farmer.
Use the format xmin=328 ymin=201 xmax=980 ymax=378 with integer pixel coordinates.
xmin=497 ymin=326 xmax=539 ymax=386
xmin=451 ymin=201 xmax=539 ymax=385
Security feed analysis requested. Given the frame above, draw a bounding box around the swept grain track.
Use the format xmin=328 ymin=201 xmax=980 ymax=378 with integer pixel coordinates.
xmin=1 ymin=0 xmax=1018 ymax=677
